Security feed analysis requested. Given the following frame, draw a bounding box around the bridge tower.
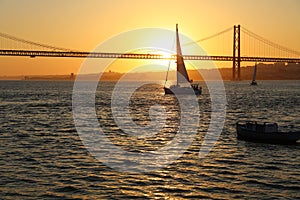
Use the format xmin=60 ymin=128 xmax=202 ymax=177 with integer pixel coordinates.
xmin=232 ymin=25 xmax=241 ymax=80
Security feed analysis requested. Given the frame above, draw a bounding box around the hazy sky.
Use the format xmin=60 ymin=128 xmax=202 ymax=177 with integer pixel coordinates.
xmin=0 ymin=0 xmax=299 ymax=75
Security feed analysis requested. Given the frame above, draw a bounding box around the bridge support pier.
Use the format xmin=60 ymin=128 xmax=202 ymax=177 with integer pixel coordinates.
xmin=232 ymin=25 xmax=241 ymax=80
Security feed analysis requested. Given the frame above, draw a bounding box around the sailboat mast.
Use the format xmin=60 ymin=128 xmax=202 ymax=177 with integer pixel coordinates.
xmin=176 ymin=24 xmax=190 ymax=86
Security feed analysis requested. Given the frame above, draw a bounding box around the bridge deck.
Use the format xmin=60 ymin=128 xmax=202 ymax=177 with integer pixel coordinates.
xmin=0 ymin=49 xmax=299 ymax=63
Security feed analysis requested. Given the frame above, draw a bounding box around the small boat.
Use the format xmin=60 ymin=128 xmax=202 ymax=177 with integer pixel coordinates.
xmin=164 ymin=24 xmax=202 ymax=95
xmin=250 ymin=63 xmax=258 ymax=86
xmin=236 ymin=121 xmax=300 ymax=144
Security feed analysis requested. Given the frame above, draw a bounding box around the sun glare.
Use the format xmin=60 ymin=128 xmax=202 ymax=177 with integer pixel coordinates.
xmin=155 ymin=50 xmax=176 ymax=71
xmin=137 ymin=49 xmax=177 ymax=72
xmin=160 ymin=51 xmax=173 ymax=59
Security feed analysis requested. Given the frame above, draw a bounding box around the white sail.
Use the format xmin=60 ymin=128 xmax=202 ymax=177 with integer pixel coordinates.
xmin=176 ymin=24 xmax=190 ymax=86
xmin=251 ymin=63 xmax=258 ymax=85
xmin=252 ymin=63 xmax=257 ymax=82
xmin=164 ymin=24 xmax=202 ymax=95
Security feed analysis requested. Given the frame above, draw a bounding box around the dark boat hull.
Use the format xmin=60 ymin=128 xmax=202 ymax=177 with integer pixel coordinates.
xmin=250 ymin=81 xmax=257 ymax=86
xmin=237 ymin=124 xmax=300 ymax=144
xmin=164 ymin=86 xmax=201 ymax=95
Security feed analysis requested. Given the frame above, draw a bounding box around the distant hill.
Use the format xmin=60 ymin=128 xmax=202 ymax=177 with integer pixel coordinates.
xmin=238 ymin=63 xmax=300 ymax=80
xmin=191 ymin=62 xmax=300 ymax=80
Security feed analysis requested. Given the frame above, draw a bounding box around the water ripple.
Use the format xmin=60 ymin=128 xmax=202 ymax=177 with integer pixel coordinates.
xmin=0 ymin=80 xmax=299 ymax=199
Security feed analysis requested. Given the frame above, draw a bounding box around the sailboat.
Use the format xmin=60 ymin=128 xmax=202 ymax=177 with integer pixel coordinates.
xmin=164 ymin=24 xmax=202 ymax=95
xmin=250 ymin=63 xmax=258 ymax=86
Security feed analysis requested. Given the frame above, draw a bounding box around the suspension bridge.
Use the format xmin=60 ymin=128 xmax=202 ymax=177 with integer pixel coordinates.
xmin=0 ymin=25 xmax=299 ymax=80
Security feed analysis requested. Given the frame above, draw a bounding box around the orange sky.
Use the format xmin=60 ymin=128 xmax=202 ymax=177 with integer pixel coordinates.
xmin=0 ymin=0 xmax=300 ymax=76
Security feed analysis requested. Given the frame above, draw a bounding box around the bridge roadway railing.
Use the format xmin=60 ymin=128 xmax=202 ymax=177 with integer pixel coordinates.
xmin=0 ymin=49 xmax=299 ymax=63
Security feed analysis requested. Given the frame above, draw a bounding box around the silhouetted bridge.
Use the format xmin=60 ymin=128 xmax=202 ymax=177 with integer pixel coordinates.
xmin=1 ymin=25 xmax=299 ymax=80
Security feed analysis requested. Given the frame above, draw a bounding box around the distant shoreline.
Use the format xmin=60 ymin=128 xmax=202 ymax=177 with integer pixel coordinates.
xmin=1 ymin=63 xmax=299 ymax=81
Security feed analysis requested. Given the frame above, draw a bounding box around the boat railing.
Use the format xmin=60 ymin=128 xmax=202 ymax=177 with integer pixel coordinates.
xmin=263 ymin=123 xmax=278 ymax=132
xmin=238 ymin=121 xmax=279 ymax=133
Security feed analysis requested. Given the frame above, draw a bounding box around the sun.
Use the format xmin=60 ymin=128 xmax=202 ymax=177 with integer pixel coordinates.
xmin=136 ymin=49 xmax=177 ymax=72
xmin=154 ymin=50 xmax=177 ymax=71
xmin=160 ymin=51 xmax=173 ymax=59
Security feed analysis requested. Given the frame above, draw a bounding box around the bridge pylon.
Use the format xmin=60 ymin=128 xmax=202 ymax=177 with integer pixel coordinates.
xmin=232 ymin=25 xmax=241 ymax=80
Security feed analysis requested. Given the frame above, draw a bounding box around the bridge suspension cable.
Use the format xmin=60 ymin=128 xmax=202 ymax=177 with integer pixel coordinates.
xmin=0 ymin=32 xmax=75 ymax=51
xmin=183 ymin=27 xmax=232 ymax=46
xmin=241 ymin=27 xmax=300 ymax=57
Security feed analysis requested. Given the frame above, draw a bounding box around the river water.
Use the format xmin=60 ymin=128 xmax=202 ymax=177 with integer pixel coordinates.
xmin=0 ymin=80 xmax=299 ymax=199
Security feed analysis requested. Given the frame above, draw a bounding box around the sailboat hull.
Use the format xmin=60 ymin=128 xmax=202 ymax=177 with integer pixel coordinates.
xmin=164 ymin=86 xmax=201 ymax=95
xmin=250 ymin=81 xmax=257 ymax=86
